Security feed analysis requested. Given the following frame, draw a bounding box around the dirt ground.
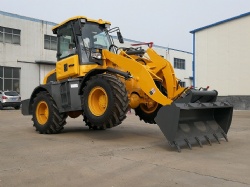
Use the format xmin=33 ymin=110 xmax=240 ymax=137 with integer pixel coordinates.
xmin=0 ymin=109 xmax=249 ymax=187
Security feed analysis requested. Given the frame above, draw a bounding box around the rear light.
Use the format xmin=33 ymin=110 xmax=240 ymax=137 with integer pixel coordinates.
xmin=2 ymin=96 xmax=7 ymax=99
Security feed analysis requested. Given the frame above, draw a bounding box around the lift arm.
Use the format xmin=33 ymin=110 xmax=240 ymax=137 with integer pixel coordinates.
xmin=103 ymin=49 xmax=176 ymax=105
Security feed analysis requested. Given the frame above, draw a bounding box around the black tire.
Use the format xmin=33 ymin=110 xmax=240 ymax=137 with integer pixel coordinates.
xmin=82 ymin=74 xmax=129 ymax=129
xmin=135 ymin=81 xmax=167 ymax=124
xmin=14 ymin=106 xmax=20 ymax=110
xmin=0 ymin=102 xmax=3 ymax=110
xmin=32 ymin=91 xmax=67 ymax=134
xmin=135 ymin=103 xmax=162 ymax=124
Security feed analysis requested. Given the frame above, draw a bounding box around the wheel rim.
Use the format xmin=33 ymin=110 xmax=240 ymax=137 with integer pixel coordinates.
xmin=88 ymin=86 xmax=108 ymax=116
xmin=140 ymin=102 xmax=159 ymax=114
xmin=36 ymin=101 xmax=49 ymax=125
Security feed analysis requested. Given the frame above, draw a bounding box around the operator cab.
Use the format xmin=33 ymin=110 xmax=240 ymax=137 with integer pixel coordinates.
xmin=49 ymin=16 xmax=124 ymax=81
xmin=52 ymin=16 xmax=123 ymax=65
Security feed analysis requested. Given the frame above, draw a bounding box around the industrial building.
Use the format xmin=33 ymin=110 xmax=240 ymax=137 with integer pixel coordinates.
xmin=190 ymin=12 xmax=250 ymax=109
xmin=0 ymin=11 xmax=193 ymax=100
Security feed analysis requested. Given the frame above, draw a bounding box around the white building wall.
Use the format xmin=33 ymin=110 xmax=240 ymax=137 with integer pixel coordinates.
xmin=0 ymin=14 xmax=56 ymax=66
xmin=166 ymin=49 xmax=193 ymax=87
xmin=19 ymin=63 xmax=40 ymax=100
xmin=0 ymin=12 xmax=57 ymax=99
xmin=194 ymin=15 xmax=250 ymax=96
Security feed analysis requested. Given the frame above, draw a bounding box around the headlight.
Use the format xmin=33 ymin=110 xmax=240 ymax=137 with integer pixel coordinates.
xmin=91 ymin=52 xmax=102 ymax=59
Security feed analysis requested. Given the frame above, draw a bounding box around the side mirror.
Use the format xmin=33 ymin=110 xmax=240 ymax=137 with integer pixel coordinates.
xmin=117 ymin=32 xmax=124 ymax=44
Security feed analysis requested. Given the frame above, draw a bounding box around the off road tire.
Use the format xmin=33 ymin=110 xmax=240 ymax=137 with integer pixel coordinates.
xmin=82 ymin=74 xmax=129 ymax=129
xmin=135 ymin=81 xmax=167 ymax=124
xmin=32 ymin=91 xmax=67 ymax=134
xmin=135 ymin=104 xmax=162 ymax=124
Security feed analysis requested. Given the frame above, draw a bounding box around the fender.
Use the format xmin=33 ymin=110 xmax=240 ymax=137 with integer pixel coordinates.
xmin=21 ymin=84 xmax=51 ymax=115
xmin=78 ymin=68 xmax=131 ymax=95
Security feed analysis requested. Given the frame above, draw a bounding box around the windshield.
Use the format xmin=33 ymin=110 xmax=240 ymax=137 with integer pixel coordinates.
xmin=5 ymin=91 xmax=19 ymax=96
xmin=81 ymin=22 xmax=112 ymax=50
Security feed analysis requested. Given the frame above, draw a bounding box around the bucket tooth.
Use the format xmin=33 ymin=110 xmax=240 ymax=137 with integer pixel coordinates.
xmin=173 ymin=141 xmax=181 ymax=152
xmin=213 ymin=134 xmax=220 ymax=144
xmin=184 ymin=139 xmax=192 ymax=150
xmin=205 ymin=136 xmax=212 ymax=146
xmin=195 ymin=137 xmax=203 ymax=147
xmin=221 ymin=132 xmax=228 ymax=142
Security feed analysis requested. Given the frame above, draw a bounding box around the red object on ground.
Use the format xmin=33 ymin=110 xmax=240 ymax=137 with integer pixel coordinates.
xmin=131 ymin=42 xmax=154 ymax=48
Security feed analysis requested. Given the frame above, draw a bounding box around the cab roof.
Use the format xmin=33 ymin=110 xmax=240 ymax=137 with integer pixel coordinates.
xmin=52 ymin=16 xmax=111 ymax=33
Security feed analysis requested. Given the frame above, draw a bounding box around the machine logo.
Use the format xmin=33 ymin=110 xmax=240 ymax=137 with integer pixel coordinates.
xmin=149 ymin=88 xmax=156 ymax=95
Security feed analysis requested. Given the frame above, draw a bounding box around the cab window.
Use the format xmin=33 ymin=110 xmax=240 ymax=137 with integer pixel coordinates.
xmin=57 ymin=25 xmax=76 ymax=60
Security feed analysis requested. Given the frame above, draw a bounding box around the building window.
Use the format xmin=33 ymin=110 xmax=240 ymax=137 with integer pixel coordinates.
xmin=0 ymin=66 xmax=20 ymax=93
xmin=179 ymin=81 xmax=186 ymax=87
xmin=44 ymin=34 xmax=57 ymax=50
xmin=174 ymin=58 xmax=185 ymax=70
xmin=0 ymin=26 xmax=21 ymax=45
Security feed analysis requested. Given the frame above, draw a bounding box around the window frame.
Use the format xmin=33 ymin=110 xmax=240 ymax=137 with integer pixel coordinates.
xmin=0 ymin=66 xmax=21 ymax=92
xmin=179 ymin=81 xmax=186 ymax=87
xmin=174 ymin=58 xmax=185 ymax=70
xmin=44 ymin=34 xmax=57 ymax=51
xmin=0 ymin=26 xmax=21 ymax=45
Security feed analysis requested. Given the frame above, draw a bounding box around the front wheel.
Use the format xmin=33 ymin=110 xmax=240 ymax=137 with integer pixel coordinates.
xmin=82 ymin=74 xmax=129 ymax=129
xmin=32 ymin=91 xmax=67 ymax=134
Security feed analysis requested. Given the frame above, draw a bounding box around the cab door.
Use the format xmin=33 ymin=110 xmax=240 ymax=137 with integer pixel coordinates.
xmin=56 ymin=23 xmax=80 ymax=81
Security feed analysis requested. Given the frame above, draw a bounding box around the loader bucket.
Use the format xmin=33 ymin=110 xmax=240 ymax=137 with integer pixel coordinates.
xmin=155 ymin=100 xmax=233 ymax=152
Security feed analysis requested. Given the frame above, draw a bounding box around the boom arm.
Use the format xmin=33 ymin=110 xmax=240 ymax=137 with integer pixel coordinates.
xmin=146 ymin=48 xmax=185 ymax=99
xmin=102 ymin=48 xmax=185 ymax=106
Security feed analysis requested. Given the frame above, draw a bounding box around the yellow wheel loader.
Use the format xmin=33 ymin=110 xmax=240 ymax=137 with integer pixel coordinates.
xmin=21 ymin=16 xmax=233 ymax=151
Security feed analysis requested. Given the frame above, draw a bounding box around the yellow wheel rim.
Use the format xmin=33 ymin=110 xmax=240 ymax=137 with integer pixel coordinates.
xmin=36 ymin=101 xmax=49 ymax=125
xmin=88 ymin=86 xmax=108 ymax=116
xmin=140 ymin=102 xmax=159 ymax=114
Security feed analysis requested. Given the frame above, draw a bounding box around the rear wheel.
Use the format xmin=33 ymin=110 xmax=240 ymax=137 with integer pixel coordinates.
xmin=135 ymin=102 xmax=161 ymax=124
xmin=82 ymin=74 xmax=129 ymax=129
xmin=32 ymin=91 xmax=67 ymax=134
xmin=0 ymin=102 xmax=3 ymax=110
xmin=135 ymin=81 xmax=166 ymax=124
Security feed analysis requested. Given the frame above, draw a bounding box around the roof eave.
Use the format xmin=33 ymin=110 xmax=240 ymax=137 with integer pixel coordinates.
xmin=190 ymin=11 xmax=250 ymax=34
xmin=52 ymin=16 xmax=111 ymax=33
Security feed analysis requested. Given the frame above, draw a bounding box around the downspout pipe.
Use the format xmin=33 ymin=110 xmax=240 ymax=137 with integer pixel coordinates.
xmin=192 ymin=33 xmax=195 ymax=87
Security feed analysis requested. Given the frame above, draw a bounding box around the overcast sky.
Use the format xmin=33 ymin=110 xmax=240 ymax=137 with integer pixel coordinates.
xmin=1 ymin=0 xmax=250 ymax=52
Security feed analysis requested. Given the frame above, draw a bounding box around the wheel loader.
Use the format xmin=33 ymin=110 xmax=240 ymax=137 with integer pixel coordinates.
xmin=21 ymin=16 xmax=233 ymax=151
